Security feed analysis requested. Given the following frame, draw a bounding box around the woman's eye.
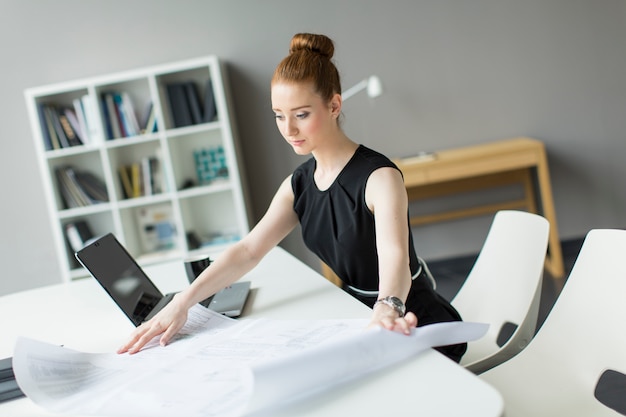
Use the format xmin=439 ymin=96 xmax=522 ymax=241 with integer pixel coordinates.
xmin=274 ymin=114 xmax=284 ymax=121
xmin=296 ymin=112 xmax=309 ymax=119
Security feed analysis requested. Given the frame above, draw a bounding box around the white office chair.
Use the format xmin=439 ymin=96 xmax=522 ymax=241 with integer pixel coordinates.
xmin=480 ymin=229 xmax=626 ymax=417
xmin=451 ymin=210 xmax=549 ymax=374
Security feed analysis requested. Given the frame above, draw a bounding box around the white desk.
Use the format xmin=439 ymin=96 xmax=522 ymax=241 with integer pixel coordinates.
xmin=0 ymin=246 xmax=503 ymax=416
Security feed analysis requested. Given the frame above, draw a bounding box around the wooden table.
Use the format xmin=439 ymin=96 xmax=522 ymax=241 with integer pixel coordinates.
xmin=394 ymin=137 xmax=564 ymax=279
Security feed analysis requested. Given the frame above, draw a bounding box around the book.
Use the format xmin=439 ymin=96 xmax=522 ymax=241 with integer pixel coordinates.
xmin=203 ymin=79 xmax=217 ymax=122
xmin=118 ymin=165 xmax=133 ymax=199
xmin=36 ymin=103 xmax=53 ymax=151
xmin=55 ymin=166 xmax=108 ymax=208
xmin=72 ymin=98 xmax=89 ymax=144
xmin=119 ymin=155 xmax=162 ymax=198
xmin=141 ymin=102 xmax=157 ymax=134
xmin=184 ymin=81 xmax=203 ymax=124
xmin=59 ymin=111 xmax=83 ymax=146
xmin=111 ymin=92 xmax=140 ymax=137
xmin=48 ymin=106 xmax=70 ymax=148
xmin=100 ymin=95 xmax=112 ymax=140
xmin=131 ymin=162 xmax=142 ymax=197
xmin=64 ymin=107 xmax=85 ymax=145
xmin=149 ymin=156 xmax=162 ymax=194
xmin=166 ymin=83 xmax=193 ymax=128
xmin=64 ymin=220 xmax=94 ymax=252
xmin=64 ymin=168 xmax=96 ymax=205
xmin=121 ymin=92 xmax=141 ymax=136
xmin=72 ymin=170 xmax=108 ymax=202
xmin=0 ymin=357 xmax=14 ymax=381
xmin=55 ymin=167 xmax=86 ymax=208
xmin=0 ymin=377 xmax=25 ymax=402
xmin=103 ymin=93 xmax=122 ymax=139
xmin=112 ymin=93 xmax=129 ymax=137
xmin=55 ymin=169 xmax=74 ymax=208
xmin=81 ymin=94 xmax=99 ymax=141
xmin=43 ymin=106 xmax=62 ymax=149
xmin=43 ymin=106 xmax=61 ymax=150
xmin=142 ymin=156 xmax=152 ymax=196
xmin=0 ymin=358 xmax=24 ymax=403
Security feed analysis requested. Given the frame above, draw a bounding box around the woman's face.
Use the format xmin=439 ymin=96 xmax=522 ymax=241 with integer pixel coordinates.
xmin=271 ymin=81 xmax=340 ymax=155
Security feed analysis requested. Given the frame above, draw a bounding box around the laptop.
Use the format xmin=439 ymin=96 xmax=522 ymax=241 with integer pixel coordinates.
xmin=75 ymin=233 xmax=250 ymax=326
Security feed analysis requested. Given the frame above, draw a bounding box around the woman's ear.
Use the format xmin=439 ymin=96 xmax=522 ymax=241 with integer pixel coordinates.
xmin=330 ymin=93 xmax=342 ymax=118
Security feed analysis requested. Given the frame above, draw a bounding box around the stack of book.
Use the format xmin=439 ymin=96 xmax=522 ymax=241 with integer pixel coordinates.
xmin=55 ymin=166 xmax=109 ymax=209
xmin=165 ymin=79 xmax=217 ymax=128
xmin=37 ymin=99 xmax=97 ymax=151
xmin=118 ymin=155 xmax=163 ymax=199
xmin=101 ymin=92 xmax=156 ymax=140
xmin=0 ymin=357 xmax=24 ymax=403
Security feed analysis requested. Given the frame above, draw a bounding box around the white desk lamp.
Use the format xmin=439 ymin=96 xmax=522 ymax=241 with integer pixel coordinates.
xmin=342 ymin=75 xmax=383 ymax=100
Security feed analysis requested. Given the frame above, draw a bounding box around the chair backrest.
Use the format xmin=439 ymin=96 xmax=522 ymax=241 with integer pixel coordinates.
xmin=451 ymin=210 xmax=549 ymax=374
xmin=480 ymin=229 xmax=626 ymax=417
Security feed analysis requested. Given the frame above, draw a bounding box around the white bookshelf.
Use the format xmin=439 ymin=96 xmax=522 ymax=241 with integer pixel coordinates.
xmin=25 ymin=56 xmax=251 ymax=282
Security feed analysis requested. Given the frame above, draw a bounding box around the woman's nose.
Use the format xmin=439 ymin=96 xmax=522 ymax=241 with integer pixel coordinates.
xmin=285 ymin=119 xmax=298 ymax=136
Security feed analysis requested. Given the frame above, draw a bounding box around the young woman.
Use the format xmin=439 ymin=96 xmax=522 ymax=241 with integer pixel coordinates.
xmin=119 ymin=33 xmax=466 ymax=362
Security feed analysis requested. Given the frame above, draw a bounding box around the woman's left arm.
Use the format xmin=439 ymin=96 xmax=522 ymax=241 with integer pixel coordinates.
xmin=365 ymin=167 xmax=418 ymax=334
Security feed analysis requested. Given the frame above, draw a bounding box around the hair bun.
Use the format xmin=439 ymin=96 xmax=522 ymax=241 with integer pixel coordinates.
xmin=289 ymin=33 xmax=334 ymax=59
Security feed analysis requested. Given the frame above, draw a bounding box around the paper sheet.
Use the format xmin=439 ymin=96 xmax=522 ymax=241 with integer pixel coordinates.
xmin=246 ymin=320 xmax=487 ymax=414
xmin=13 ymin=310 xmax=487 ymax=417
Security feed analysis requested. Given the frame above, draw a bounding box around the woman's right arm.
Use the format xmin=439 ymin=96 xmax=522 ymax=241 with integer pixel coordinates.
xmin=117 ymin=176 xmax=299 ymax=354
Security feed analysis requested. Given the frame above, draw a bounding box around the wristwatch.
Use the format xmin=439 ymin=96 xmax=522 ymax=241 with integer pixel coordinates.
xmin=374 ymin=296 xmax=406 ymax=317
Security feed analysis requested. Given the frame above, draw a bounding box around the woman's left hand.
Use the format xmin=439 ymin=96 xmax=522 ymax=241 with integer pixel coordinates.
xmin=369 ymin=310 xmax=418 ymax=335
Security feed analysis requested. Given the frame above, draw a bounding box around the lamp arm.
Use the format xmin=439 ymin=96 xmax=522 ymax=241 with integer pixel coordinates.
xmin=341 ymin=78 xmax=368 ymax=100
xmin=342 ymin=75 xmax=383 ymax=101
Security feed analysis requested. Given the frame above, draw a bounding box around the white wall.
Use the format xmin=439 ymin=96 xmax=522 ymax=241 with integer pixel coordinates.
xmin=1 ymin=0 xmax=625 ymax=295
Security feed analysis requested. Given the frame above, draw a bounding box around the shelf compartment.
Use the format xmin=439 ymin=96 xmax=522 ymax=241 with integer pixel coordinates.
xmin=106 ymin=140 xmax=167 ymax=201
xmin=156 ymin=66 xmax=216 ymax=131
xmin=94 ymin=78 xmax=155 ymax=140
xmin=47 ymin=151 xmax=109 ymax=212
xmin=60 ymin=211 xmax=115 ymax=271
xmin=179 ymin=190 xmax=240 ymax=251
xmin=167 ymin=128 xmax=226 ymax=191
xmin=33 ymin=88 xmax=97 ymax=151
xmin=119 ymin=202 xmax=181 ymax=259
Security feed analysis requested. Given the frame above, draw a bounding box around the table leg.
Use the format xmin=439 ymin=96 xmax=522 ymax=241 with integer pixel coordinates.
xmin=535 ymin=147 xmax=565 ymax=279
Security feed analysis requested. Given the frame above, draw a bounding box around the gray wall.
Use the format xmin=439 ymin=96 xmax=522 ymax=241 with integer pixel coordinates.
xmin=1 ymin=0 xmax=625 ymax=296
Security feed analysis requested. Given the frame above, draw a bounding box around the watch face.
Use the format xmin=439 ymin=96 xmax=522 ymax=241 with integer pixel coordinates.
xmin=385 ymin=296 xmax=406 ymax=316
xmin=389 ymin=296 xmax=403 ymax=307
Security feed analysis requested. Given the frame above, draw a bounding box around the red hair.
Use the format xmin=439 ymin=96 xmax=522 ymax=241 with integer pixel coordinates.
xmin=271 ymin=33 xmax=341 ymax=103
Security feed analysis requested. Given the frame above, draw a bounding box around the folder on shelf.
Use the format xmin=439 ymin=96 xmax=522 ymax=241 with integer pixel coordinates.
xmin=184 ymin=81 xmax=203 ymax=125
xmin=203 ymin=79 xmax=217 ymax=123
xmin=166 ymin=83 xmax=193 ymax=128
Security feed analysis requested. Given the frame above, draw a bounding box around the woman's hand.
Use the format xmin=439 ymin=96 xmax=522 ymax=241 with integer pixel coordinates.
xmin=117 ymin=293 xmax=190 ymax=354
xmin=369 ymin=304 xmax=418 ymax=335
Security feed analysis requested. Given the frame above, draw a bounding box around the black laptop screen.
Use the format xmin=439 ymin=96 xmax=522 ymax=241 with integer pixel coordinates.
xmin=75 ymin=233 xmax=164 ymax=326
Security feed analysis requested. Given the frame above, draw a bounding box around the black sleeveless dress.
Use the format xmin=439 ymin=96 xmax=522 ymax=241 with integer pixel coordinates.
xmin=291 ymin=145 xmax=466 ymax=362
